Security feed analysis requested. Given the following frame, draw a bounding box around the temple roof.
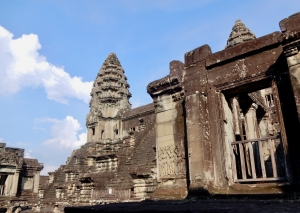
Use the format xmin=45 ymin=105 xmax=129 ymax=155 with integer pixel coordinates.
xmin=102 ymin=52 xmax=121 ymax=67
xmin=86 ymin=52 xmax=131 ymax=123
xmin=225 ymin=19 xmax=256 ymax=49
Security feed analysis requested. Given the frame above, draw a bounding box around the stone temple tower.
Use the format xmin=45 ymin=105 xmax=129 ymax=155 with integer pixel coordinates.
xmin=86 ymin=53 xmax=131 ymax=143
xmin=225 ymin=19 xmax=256 ymax=48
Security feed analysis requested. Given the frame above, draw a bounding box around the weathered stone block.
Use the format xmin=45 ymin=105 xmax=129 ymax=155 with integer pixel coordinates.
xmin=185 ymin=44 xmax=212 ymax=66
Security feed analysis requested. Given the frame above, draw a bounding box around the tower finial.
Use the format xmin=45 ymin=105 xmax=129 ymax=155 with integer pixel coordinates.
xmin=225 ymin=19 xmax=256 ymax=49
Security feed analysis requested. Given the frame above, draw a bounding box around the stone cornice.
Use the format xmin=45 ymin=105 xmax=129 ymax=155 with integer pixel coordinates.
xmin=147 ymin=75 xmax=183 ymax=98
xmin=122 ymin=109 xmax=155 ymax=121
xmin=280 ymin=31 xmax=300 ymax=57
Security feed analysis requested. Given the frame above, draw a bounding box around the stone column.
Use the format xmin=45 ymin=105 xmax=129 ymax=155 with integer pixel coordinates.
xmin=147 ymin=61 xmax=187 ymax=200
xmin=280 ymin=13 xmax=300 ymax=123
xmin=244 ymin=103 xmax=260 ymax=177
xmin=245 ymin=103 xmax=259 ymax=139
xmin=280 ymin=15 xmax=300 ymax=182
xmin=4 ymin=174 xmax=13 ymax=196
xmin=33 ymin=171 xmax=40 ymax=193
xmin=11 ymin=169 xmax=20 ymax=196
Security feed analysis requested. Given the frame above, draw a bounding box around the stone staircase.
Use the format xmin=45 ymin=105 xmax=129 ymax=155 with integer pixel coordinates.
xmin=43 ymin=148 xmax=91 ymax=201
xmin=108 ymin=124 xmax=156 ymax=191
xmin=19 ymin=189 xmax=39 ymax=202
xmin=129 ymin=125 xmax=156 ymax=172
xmin=43 ymin=165 xmax=65 ymax=200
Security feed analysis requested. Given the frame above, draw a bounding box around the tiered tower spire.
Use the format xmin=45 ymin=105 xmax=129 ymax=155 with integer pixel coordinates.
xmin=225 ymin=19 xmax=256 ymax=48
xmin=86 ymin=53 xmax=131 ymax=142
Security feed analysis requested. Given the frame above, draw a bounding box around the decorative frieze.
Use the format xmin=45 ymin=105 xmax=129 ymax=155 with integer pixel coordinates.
xmin=157 ymin=144 xmax=186 ymax=179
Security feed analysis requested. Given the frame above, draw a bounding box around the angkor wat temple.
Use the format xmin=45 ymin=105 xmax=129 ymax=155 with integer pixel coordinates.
xmin=3 ymin=12 xmax=300 ymax=208
xmin=42 ymin=12 xmax=300 ymax=204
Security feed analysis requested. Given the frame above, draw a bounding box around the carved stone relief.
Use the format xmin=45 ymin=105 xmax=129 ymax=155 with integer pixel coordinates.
xmin=157 ymin=144 xmax=185 ymax=178
xmin=233 ymin=59 xmax=248 ymax=78
xmin=172 ymin=91 xmax=185 ymax=102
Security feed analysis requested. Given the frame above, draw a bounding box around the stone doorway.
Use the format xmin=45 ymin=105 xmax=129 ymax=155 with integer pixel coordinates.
xmin=222 ymin=84 xmax=288 ymax=183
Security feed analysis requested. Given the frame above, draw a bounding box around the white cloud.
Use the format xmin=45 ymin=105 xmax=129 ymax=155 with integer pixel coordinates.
xmin=17 ymin=142 xmax=30 ymax=147
xmin=24 ymin=150 xmax=33 ymax=159
xmin=43 ymin=116 xmax=86 ymax=149
xmin=0 ymin=25 xmax=93 ymax=104
xmin=41 ymin=165 xmax=59 ymax=176
xmin=0 ymin=138 xmax=3 ymax=142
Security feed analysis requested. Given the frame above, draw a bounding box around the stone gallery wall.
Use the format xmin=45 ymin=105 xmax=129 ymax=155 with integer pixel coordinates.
xmin=43 ymin=12 xmax=300 ymax=203
xmin=0 ymin=143 xmax=43 ymax=198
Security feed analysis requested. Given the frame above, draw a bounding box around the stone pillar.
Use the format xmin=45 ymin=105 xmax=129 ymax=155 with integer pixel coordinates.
xmin=183 ymin=45 xmax=212 ymax=191
xmin=280 ymin=13 xmax=300 ymax=183
xmin=147 ymin=61 xmax=187 ymax=200
xmin=244 ymin=103 xmax=261 ymax=177
xmin=244 ymin=103 xmax=259 ymax=139
xmin=87 ymin=127 xmax=93 ymax=142
xmin=4 ymin=174 xmax=13 ymax=196
xmin=280 ymin=13 xmax=300 ymax=124
xmin=11 ymin=169 xmax=20 ymax=196
xmin=33 ymin=171 xmax=40 ymax=193
xmin=283 ymin=49 xmax=300 ymax=120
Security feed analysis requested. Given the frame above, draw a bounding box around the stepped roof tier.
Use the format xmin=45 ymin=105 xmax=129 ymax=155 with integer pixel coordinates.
xmin=225 ymin=19 xmax=256 ymax=48
xmin=87 ymin=53 xmax=132 ymax=124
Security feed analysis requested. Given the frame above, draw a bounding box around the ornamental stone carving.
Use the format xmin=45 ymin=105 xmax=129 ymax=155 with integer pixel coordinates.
xmin=157 ymin=144 xmax=185 ymax=178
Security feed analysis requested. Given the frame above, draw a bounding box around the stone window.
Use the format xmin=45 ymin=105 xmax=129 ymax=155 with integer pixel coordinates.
xmin=222 ymin=86 xmax=286 ymax=183
xmin=101 ymin=130 xmax=104 ymax=139
xmin=91 ymin=127 xmax=95 ymax=140
xmin=114 ymin=129 xmax=119 ymax=138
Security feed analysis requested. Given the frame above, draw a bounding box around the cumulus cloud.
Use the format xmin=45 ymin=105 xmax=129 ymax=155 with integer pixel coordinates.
xmin=0 ymin=138 xmax=3 ymax=142
xmin=43 ymin=116 xmax=86 ymax=149
xmin=0 ymin=25 xmax=92 ymax=104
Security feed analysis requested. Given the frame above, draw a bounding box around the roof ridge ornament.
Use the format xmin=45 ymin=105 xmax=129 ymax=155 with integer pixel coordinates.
xmin=225 ymin=19 xmax=256 ymax=49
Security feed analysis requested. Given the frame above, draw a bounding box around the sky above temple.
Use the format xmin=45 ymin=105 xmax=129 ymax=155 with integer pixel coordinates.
xmin=0 ymin=0 xmax=299 ymax=175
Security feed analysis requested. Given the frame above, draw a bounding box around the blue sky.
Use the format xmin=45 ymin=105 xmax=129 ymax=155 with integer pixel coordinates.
xmin=0 ymin=0 xmax=299 ymax=175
